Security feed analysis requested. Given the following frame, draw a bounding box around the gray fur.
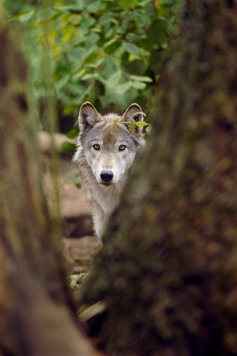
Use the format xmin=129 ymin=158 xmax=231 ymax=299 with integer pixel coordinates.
xmin=73 ymin=102 xmax=145 ymax=242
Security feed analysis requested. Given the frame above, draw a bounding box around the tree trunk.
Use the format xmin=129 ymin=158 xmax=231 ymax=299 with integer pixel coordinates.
xmin=0 ymin=25 xmax=97 ymax=356
xmin=81 ymin=1 xmax=237 ymax=355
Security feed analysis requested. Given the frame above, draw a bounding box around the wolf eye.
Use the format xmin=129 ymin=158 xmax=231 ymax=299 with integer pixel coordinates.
xmin=119 ymin=145 xmax=126 ymax=151
xmin=93 ymin=144 xmax=100 ymax=150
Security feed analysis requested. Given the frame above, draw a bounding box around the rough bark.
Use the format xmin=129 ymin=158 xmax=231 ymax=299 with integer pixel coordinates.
xmin=81 ymin=1 xmax=237 ymax=355
xmin=0 ymin=25 xmax=96 ymax=356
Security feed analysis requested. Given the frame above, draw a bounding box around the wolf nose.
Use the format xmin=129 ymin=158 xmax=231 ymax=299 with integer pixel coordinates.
xmin=100 ymin=170 xmax=113 ymax=183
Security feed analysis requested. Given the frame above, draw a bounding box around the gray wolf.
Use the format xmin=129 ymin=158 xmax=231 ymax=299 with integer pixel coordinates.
xmin=73 ymin=102 xmax=145 ymax=242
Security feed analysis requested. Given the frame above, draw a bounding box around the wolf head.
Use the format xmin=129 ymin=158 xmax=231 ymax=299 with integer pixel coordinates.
xmin=74 ymin=102 xmax=145 ymax=186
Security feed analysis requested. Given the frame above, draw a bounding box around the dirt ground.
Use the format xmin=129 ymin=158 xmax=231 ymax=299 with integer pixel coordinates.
xmin=39 ymin=132 xmax=98 ymax=277
xmin=59 ymin=156 xmax=99 ymax=276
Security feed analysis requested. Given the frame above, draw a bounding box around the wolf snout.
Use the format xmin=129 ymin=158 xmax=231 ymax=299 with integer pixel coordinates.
xmin=100 ymin=170 xmax=113 ymax=183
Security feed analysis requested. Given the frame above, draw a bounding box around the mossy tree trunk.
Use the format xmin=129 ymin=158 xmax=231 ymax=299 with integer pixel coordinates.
xmin=0 ymin=25 xmax=97 ymax=356
xmin=82 ymin=1 xmax=237 ymax=355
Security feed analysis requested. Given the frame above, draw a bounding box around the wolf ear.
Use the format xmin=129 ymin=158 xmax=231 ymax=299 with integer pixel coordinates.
xmin=121 ymin=103 xmax=144 ymax=135
xmin=78 ymin=102 xmax=100 ymax=133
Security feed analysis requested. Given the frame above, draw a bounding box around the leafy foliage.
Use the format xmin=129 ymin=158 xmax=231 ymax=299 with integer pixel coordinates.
xmin=5 ymin=0 xmax=182 ymax=127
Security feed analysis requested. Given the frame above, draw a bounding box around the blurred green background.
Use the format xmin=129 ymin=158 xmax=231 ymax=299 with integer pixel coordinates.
xmin=4 ymin=0 xmax=182 ymax=134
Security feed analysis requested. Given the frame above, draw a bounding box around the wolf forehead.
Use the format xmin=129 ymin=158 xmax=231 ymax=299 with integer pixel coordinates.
xmin=80 ymin=115 xmax=139 ymax=148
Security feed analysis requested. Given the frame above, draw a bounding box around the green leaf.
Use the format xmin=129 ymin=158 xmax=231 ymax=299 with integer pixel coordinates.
xmin=135 ymin=121 xmax=150 ymax=127
xmin=117 ymin=82 xmax=132 ymax=94
xmin=11 ymin=0 xmax=179 ymax=127
xmin=87 ymin=1 xmax=105 ymax=13
xmin=107 ymin=71 xmax=122 ymax=87
xmin=63 ymin=105 xmax=76 ymax=115
xmin=104 ymin=27 xmax=116 ymax=39
xmin=9 ymin=10 xmax=36 ymax=23
xmin=123 ymin=42 xmax=141 ymax=56
xmin=132 ymin=81 xmax=146 ymax=90
xmin=105 ymin=41 xmax=121 ymax=54
xmin=81 ymin=73 xmax=99 ymax=80
xmin=130 ymin=75 xmax=153 ymax=83
xmin=104 ymin=37 xmax=121 ymax=54
xmin=84 ymin=33 xmax=100 ymax=48
xmin=56 ymin=5 xmax=83 ymax=13
xmin=60 ymin=142 xmax=77 ymax=153
xmin=131 ymin=111 xmax=146 ymax=118
xmin=99 ymin=58 xmax=117 ymax=80
xmin=66 ymin=127 xmax=79 ymax=139
xmin=84 ymin=51 xmax=100 ymax=64
xmin=68 ymin=47 xmax=87 ymax=62
xmin=36 ymin=9 xmax=56 ymax=21
xmin=148 ymin=19 xmax=168 ymax=46
xmin=117 ymin=0 xmax=139 ymax=7
xmin=125 ymin=59 xmax=147 ymax=75
xmin=145 ymin=2 xmax=156 ymax=18
xmin=81 ymin=16 xmax=96 ymax=28
xmin=145 ymin=125 xmax=152 ymax=135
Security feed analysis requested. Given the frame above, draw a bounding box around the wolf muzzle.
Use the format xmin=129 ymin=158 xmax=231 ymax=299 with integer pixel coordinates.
xmin=100 ymin=170 xmax=113 ymax=183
